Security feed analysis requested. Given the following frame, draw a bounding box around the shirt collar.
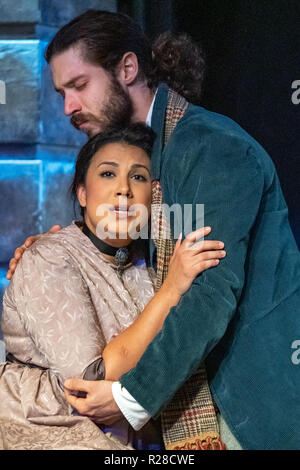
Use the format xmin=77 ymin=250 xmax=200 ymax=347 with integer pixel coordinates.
xmin=146 ymin=89 xmax=158 ymax=127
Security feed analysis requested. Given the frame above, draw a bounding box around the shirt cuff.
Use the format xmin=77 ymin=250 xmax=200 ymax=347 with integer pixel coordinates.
xmin=112 ymin=381 xmax=151 ymax=431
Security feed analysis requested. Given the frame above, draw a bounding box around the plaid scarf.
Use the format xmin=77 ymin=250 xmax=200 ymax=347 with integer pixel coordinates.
xmin=151 ymin=88 xmax=226 ymax=450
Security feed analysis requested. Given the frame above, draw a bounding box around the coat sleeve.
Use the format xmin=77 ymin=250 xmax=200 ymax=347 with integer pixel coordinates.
xmin=120 ymin=127 xmax=270 ymax=417
xmin=2 ymin=238 xmax=106 ymax=386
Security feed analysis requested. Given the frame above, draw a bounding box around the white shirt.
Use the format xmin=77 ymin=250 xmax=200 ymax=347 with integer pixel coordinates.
xmin=111 ymin=91 xmax=157 ymax=431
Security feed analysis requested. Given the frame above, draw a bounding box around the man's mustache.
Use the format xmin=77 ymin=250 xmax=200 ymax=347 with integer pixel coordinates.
xmin=70 ymin=113 xmax=92 ymax=129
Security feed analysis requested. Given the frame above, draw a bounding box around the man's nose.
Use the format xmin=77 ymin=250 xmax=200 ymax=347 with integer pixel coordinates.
xmin=64 ymin=93 xmax=81 ymax=116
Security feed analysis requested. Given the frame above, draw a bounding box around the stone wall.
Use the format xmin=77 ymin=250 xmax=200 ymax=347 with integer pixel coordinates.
xmin=0 ymin=1 xmax=117 ymax=347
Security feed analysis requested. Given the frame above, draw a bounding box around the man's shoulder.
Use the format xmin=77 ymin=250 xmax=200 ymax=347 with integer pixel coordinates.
xmin=166 ymin=103 xmax=274 ymax=176
xmin=176 ymin=104 xmax=254 ymax=145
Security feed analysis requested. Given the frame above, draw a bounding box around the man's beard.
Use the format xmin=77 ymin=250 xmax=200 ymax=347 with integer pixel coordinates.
xmin=71 ymin=75 xmax=134 ymax=137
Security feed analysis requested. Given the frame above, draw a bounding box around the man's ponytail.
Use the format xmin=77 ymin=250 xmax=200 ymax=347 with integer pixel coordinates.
xmin=150 ymin=32 xmax=206 ymax=105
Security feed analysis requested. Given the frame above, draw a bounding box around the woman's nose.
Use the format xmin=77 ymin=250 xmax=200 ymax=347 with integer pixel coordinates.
xmin=116 ymin=188 xmax=131 ymax=197
xmin=116 ymin=179 xmax=132 ymax=198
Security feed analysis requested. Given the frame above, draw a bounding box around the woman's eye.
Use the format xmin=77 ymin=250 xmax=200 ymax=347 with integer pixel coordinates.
xmin=100 ymin=171 xmax=115 ymax=177
xmin=132 ymin=174 xmax=147 ymax=181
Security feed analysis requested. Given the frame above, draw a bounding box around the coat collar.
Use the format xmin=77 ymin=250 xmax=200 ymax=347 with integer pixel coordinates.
xmin=150 ymin=83 xmax=169 ymax=180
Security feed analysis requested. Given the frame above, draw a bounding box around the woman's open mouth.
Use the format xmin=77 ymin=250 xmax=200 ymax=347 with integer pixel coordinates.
xmin=110 ymin=206 xmax=135 ymax=219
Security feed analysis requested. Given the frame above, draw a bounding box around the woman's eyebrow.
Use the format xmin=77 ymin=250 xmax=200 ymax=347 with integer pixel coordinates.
xmin=97 ymin=161 xmax=119 ymax=168
xmin=130 ymin=164 xmax=151 ymax=175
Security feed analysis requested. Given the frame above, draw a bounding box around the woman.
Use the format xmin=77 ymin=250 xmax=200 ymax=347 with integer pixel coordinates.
xmin=0 ymin=124 xmax=225 ymax=450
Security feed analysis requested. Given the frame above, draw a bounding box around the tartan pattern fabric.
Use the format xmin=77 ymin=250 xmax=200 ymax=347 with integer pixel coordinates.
xmin=161 ymin=369 xmax=226 ymax=450
xmin=152 ymin=88 xmax=226 ymax=450
xmin=151 ymin=180 xmax=173 ymax=291
xmin=151 ymin=88 xmax=188 ymax=292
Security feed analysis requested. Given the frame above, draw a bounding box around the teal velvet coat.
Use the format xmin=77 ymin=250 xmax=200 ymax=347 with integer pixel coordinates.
xmin=120 ymin=84 xmax=300 ymax=450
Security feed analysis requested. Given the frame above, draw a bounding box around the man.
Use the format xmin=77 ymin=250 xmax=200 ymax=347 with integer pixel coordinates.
xmin=7 ymin=10 xmax=300 ymax=450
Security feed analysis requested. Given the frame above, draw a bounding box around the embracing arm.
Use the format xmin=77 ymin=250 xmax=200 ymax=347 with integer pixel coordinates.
xmin=103 ymin=281 xmax=180 ymax=381
xmin=103 ymin=229 xmax=225 ymax=381
xmin=119 ymin=131 xmax=267 ymax=417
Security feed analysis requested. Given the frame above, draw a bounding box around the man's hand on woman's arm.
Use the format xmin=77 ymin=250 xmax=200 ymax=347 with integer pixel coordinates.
xmin=6 ymin=225 xmax=62 ymax=280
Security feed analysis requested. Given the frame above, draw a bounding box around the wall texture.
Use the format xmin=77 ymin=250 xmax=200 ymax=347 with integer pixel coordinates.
xmin=0 ymin=1 xmax=117 ymax=349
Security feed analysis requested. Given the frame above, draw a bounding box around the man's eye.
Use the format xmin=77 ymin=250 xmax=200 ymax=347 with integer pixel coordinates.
xmin=100 ymin=171 xmax=115 ymax=177
xmin=75 ymin=83 xmax=87 ymax=91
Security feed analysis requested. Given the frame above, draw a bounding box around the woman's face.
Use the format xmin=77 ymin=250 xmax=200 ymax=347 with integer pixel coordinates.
xmin=77 ymin=142 xmax=152 ymax=247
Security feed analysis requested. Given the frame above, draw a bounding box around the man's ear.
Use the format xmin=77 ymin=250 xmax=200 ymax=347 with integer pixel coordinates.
xmin=117 ymin=52 xmax=139 ymax=86
xmin=77 ymin=185 xmax=87 ymax=208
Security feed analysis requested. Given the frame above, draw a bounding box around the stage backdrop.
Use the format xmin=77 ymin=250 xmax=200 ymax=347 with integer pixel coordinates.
xmin=0 ymin=1 xmax=299 ymax=350
xmin=0 ymin=0 xmax=117 ymax=349
xmin=173 ymin=0 xmax=300 ymax=248
xmin=120 ymin=0 xmax=300 ymax=245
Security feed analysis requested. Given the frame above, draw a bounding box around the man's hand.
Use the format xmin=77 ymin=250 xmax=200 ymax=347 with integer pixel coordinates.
xmin=64 ymin=378 xmax=123 ymax=425
xmin=6 ymin=225 xmax=62 ymax=280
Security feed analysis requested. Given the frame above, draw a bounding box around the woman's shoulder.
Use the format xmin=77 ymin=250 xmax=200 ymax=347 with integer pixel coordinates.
xmin=7 ymin=223 xmax=87 ymax=306
xmin=34 ymin=222 xmax=80 ymax=247
xmin=18 ymin=223 xmax=81 ymax=270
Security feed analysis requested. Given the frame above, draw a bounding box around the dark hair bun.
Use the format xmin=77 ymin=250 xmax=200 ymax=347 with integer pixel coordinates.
xmin=151 ymin=32 xmax=206 ymax=105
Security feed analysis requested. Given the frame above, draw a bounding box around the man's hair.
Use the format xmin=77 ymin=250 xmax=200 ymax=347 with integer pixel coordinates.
xmin=70 ymin=123 xmax=155 ymax=217
xmin=45 ymin=10 xmax=206 ymax=104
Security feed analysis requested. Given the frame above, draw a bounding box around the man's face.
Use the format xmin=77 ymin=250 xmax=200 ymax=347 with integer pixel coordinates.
xmin=50 ymin=46 xmax=133 ymax=137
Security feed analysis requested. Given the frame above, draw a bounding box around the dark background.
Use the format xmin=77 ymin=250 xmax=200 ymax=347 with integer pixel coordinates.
xmin=120 ymin=0 xmax=300 ymax=247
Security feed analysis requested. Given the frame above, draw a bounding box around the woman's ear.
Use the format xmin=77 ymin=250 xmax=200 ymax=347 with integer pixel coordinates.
xmin=77 ymin=185 xmax=87 ymax=208
xmin=117 ymin=52 xmax=139 ymax=86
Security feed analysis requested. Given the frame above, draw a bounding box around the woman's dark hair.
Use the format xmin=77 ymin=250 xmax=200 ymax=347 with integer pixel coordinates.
xmin=45 ymin=10 xmax=206 ymax=104
xmin=70 ymin=123 xmax=155 ymax=217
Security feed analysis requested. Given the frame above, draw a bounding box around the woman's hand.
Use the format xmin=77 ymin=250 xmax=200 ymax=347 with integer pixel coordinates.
xmin=100 ymin=226 xmax=226 ymax=381
xmin=6 ymin=225 xmax=62 ymax=280
xmin=163 ymin=226 xmax=225 ymax=297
